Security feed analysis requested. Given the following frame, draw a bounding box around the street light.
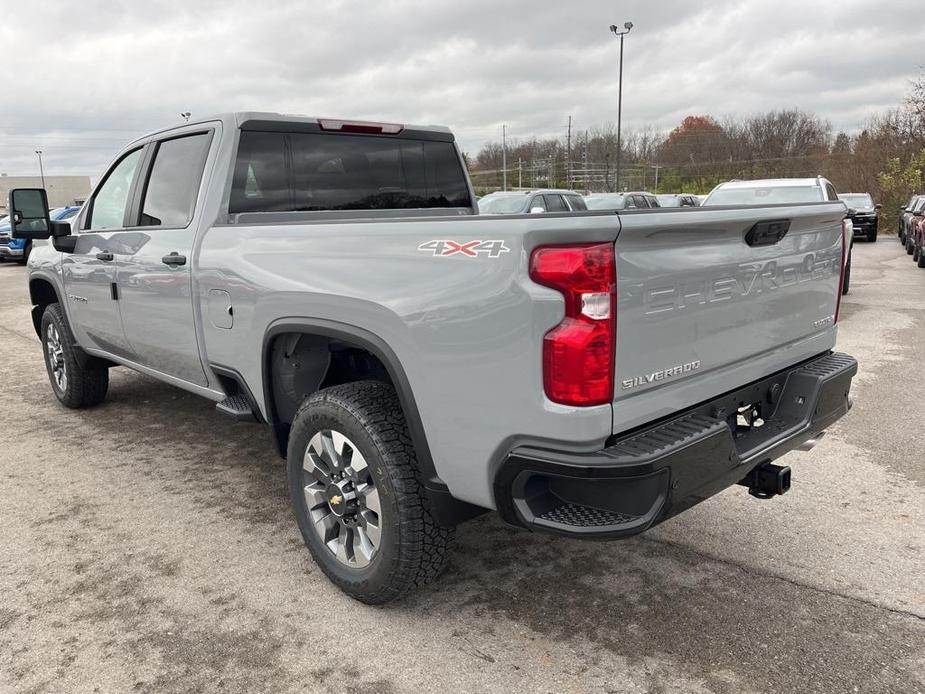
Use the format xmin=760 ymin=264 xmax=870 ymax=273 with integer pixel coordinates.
xmin=609 ymin=21 xmax=633 ymax=192
xmin=35 ymin=150 xmax=45 ymax=189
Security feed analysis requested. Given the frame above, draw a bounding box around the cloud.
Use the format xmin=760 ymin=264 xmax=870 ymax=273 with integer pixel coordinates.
xmin=0 ymin=0 xmax=921 ymax=177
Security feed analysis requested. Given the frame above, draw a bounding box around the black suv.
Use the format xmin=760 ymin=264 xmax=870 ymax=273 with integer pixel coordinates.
xmin=838 ymin=193 xmax=880 ymax=242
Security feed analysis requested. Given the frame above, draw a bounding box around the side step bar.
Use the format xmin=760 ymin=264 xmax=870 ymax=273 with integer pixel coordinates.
xmin=216 ymin=394 xmax=259 ymax=422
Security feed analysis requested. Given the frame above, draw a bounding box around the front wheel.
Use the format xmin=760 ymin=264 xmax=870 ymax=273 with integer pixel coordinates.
xmin=40 ymin=303 xmax=109 ymax=408
xmin=867 ymin=228 xmax=877 ymax=242
xmin=907 ymin=238 xmax=915 ymax=255
xmin=918 ymin=246 xmax=925 ymax=268
xmin=287 ymin=381 xmax=454 ymax=604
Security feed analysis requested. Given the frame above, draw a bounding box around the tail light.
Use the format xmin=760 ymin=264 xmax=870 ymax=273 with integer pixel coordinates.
xmin=835 ymin=220 xmax=848 ymax=324
xmin=529 ymin=243 xmax=616 ymax=406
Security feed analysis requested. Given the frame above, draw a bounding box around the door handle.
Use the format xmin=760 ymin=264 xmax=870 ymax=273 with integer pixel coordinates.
xmin=96 ymin=251 xmax=114 ymax=261
xmin=162 ymin=252 xmax=187 ymax=267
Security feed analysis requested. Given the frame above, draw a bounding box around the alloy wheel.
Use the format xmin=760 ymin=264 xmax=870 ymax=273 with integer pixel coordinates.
xmin=45 ymin=323 xmax=67 ymax=392
xmin=302 ymin=429 xmax=382 ymax=568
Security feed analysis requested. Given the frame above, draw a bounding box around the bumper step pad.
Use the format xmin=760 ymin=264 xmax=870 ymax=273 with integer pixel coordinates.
xmin=538 ymin=503 xmax=639 ymax=528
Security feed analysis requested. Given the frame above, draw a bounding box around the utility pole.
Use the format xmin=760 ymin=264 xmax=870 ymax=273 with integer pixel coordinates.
xmin=566 ymin=115 xmax=572 ymax=189
xmin=653 ymin=163 xmax=661 ymax=193
xmin=35 ymin=150 xmax=45 ymax=188
xmin=518 ymin=158 xmax=522 ymax=189
xmin=609 ymin=21 xmax=633 ymax=192
xmin=502 ymin=124 xmax=507 ymax=191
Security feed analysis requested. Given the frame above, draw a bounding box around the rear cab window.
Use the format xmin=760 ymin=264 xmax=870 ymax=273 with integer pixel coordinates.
xmin=543 ymin=195 xmax=568 ymax=212
xmin=230 ymin=128 xmax=472 ymax=215
xmin=565 ymin=195 xmax=587 ymax=211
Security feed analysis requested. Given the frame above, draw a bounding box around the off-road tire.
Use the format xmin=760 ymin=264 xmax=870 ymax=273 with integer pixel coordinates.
xmin=907 ymin=238 xmax=915 ymax=255
xmin=287 ymin=380 xmax=454 ymax=604
xmin=41 ymin=303 xmax=109 ymax=408
xmin=915 ymin=245 xmax=921 ymax=264
xmin=866 ymin=228 xmax=877 ymax=242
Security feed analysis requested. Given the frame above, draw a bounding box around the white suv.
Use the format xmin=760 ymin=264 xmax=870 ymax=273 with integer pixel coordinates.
xmin=703 ymin=176 xmax=839 ymax=206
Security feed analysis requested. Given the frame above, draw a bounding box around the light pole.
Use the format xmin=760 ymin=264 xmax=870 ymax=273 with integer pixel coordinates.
xmin=35 ymin=150 xmax=45 ymax=188
xmin=609 ymin=21 xmax=633 ymax=192
xmin=501 ymin=124 xmax=507 ymax=191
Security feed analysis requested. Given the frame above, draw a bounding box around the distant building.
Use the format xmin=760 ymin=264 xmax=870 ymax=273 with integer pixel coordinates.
xmin=0 ymin=175 xmax=91 ymax=214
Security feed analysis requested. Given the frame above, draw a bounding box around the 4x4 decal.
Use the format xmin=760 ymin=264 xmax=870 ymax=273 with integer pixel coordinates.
xmin=418 ymin=240 xmax=511 ymax=258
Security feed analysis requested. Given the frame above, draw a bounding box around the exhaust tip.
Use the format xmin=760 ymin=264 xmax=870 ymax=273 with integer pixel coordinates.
xmin=797 ymin=431 xmax=826 ymax=452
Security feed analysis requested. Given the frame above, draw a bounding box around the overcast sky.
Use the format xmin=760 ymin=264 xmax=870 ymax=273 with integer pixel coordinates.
xmin=1 ymin=0 xmax=923 ymax=178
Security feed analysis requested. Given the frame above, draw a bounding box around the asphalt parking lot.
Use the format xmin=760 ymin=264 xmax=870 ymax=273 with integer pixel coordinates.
xmin=0 ymin=240 xmax=923 ymax=694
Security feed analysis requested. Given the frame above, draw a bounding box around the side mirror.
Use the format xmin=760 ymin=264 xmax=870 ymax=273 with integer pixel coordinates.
xmin=529 ymin=206 xmax=546 ymax=214
xmin=9 ymin=188 xmax=51 ymax=239
xmin=875 ymin=203 xmax=882 ymax=210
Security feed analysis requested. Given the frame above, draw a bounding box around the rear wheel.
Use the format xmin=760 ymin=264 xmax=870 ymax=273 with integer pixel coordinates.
xmin=918 ymin=245 xmax=925 ymax=268
xmin=287 ymin=381 xmax=453 ymax=604
xmin=907 ymin=238 xmax=915 ymax=255
xmin=19 ymin=241 xmax=32 ymax=265
xmin=40 ymin=303 xmax=109 ymax=408
xmin=914 ymin=245 xmax=921 ymax=264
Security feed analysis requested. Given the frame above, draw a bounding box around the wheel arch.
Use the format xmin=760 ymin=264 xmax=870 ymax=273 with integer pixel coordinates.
xmin=28 ymin=275 xmax=64 ymax=337
xmin=261 ymin=318 xmax=486 ymax=527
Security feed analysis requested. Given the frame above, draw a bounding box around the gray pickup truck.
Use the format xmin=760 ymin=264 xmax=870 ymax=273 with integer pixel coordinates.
xmin=9 ymin=113 xmax=857 ymax=603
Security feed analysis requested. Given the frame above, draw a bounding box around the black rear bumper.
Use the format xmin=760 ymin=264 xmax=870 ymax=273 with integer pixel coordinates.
xmin=495 ymin=352 xmax=857 ymax=538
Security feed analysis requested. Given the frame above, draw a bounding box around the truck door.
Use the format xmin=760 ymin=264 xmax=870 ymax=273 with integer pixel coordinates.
xmin=116 ymin=130 xmax=214 ymax=386
xmin=62 ymin=147 xmax=144 ymax=359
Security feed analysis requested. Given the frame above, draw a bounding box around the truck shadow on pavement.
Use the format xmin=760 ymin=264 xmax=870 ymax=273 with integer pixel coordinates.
xmin=8 ymin=367 xmax=924 ymax=694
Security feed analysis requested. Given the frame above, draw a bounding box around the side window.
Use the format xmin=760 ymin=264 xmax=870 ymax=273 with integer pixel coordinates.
xmin=565 ymin=195 xmax=587 ymax=211
xmin=624 ymin=196 xmax=636 ymax=208
xmin=529 ymin=195 xmax=547 ymax=213
xmin=86 ymin=148 xmax=143 ymax=231
xmin=631 ymin=195 xmax=647 ymax=208
xmin=544 ymin=194 xmax=568 ymax=212
xmin=139 ymin=133 xmax=212 ymax=227
xmin=647 ymin=196 xmax=660 ymax=208
xmin=825 ymin=183 xmax=838 ymax=201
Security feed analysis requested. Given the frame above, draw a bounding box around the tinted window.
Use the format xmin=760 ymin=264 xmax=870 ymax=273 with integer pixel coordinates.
xmin=646 ymin=196 xmax=660 ymax=208
xmin=565 ymin=195 xmax=587 ymax=211
xmin=139 ymin=133 xmax=211 ymax=227
xmin=87 ymin=148 xmax=142 ymax=230
xmin=543 ymin=194 xmax=568 ymax=212
xmin=624 ymin=196 xmax=636 ymax=208
xmin=230 ymin=131 xmax=471 ymax=213
xmin=528 ymin=195 xmax=547 ymax=212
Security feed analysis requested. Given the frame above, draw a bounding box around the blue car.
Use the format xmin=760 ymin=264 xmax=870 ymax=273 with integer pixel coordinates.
xmin=0 ymin=205 xmax=81 ymax=263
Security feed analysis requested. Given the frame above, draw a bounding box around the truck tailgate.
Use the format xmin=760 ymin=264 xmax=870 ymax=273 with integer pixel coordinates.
xmin=611 ymin=203 xmax=845 ymax=434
